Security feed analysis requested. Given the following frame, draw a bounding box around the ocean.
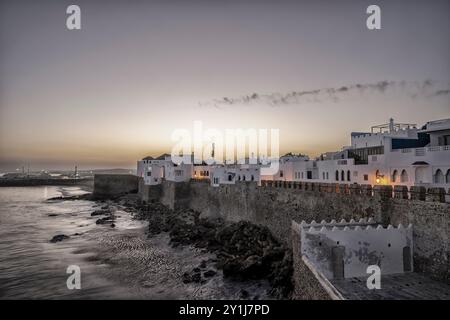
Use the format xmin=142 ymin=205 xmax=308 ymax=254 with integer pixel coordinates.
xmin=0 ymin=186 xmax=270 ymax=299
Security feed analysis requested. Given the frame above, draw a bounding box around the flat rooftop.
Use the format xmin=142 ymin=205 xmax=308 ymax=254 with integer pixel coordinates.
xmin=331 ymin=273 xmax=450 ymax=300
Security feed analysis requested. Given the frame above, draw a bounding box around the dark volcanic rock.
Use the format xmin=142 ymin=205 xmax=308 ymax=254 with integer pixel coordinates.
xmin=182 ymin=270 xmax=202 ymax=284
xmin=47 ymin=193 xmax=93 ymax=201
xmin=50 ymin=234 xmax=70 ymax=243
xmin=123 ymin=195 xmax=293 ymax=299
xmin=203 ymin=269 xmax=216 ymax=278
xmin=96 ymin=217 xmax=114 ymax=225
xmin=91 ymin=209 xmax=110 ymax=216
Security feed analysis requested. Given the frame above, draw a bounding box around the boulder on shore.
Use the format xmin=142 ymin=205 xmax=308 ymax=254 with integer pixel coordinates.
xmin=91 ymin=209 xmax=110 ymax=216
xmin=50 ymin=234 xmax=70 ymax=243
xmin=96 ymin=217 xmax=114 ymax=224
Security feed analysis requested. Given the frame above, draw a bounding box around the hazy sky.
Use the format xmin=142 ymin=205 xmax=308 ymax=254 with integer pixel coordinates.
xmin=0 ymin=0 xmax=449 ymax=171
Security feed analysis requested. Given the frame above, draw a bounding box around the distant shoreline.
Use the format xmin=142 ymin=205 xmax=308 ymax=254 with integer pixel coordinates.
xmin=0 ymin=177 xmax=94 ymax=190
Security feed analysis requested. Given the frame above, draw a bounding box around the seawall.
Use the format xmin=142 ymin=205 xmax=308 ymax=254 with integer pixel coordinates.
xmin=93 ymin=174 xmax=138 ymax=199
xmin=139 ymin=180 xmax=449 ymax=284
xmin=0 ymin=177 xmax=93 ymax=188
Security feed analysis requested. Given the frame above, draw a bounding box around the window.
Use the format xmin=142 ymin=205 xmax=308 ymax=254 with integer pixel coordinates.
xmin=438 ymin=135 xmax=450 ymax=146
xmin=301 ymin=172 xmax=304 ymax=179
xmin=401 ymin=170 xmax=408 ymax=183
xmin=434 ymin=169 xmax=444 ymax=184
xmin=446 ymin=169 xmax=450 ymax=184
xmin=322 ymin=172 xmax=325 ymax=180
xmin=392 ymin=170 xmax=398 ymax=183
xmin=280 ymin=170 xmax=284 ymax=178
xmin=251 ymin=175 xmax=254 ymax=181
xmin=326 ymin=172 xmax=329 ymax=180
xmin=243 ymin=175 xmax=246 ymax=181
xmin=341 ymin=170 xmax=345 ymax=181
xmin=335 ymin=170 xmax=339 ymax=181
xmin=347 ymin=170 xmax=351 ymax=181
xmin=228 ymin=174 xmax=232 ymax=181
xmin=364 ymin=174 xmax=368 ymax=181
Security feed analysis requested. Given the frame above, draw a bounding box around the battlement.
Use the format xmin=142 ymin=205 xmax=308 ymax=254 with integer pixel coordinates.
xmin=261 ymin=180 xmax=449 ymax=203
xmin=293 ymin=219 xmax=414 ymax=280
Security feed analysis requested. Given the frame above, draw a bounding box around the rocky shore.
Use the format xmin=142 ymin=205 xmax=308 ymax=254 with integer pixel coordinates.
xmin=127 ymin=198 xmax=293 ymax=299
xmin=49 ymin=192 xmax=294 ymax=299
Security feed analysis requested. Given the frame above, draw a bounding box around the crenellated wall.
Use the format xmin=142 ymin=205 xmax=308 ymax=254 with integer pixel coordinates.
xmin=138 ymin=179 xmax=449 ymax=284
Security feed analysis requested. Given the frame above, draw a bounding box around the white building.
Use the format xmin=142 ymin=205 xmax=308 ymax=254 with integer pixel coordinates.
xmin=261 ymin=154 xmax=310 ymax=181
xmin=210 ymin=163 xmax=261 ymax=186
xmin=137 ymin=153 xmax=193 ymax=185
xmin=278 ymin=118 xmax=450 ymax=188
xmin=137 ymin=118 xmax=450 ymax=189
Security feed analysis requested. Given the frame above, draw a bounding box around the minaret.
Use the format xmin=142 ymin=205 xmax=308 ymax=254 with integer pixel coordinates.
xmin=389 ymin=118 xmax=395 ymax=133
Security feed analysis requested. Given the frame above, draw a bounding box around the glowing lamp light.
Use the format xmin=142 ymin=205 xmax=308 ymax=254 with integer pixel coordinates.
xmin=375 ymin=171 xmax=384 ymax=184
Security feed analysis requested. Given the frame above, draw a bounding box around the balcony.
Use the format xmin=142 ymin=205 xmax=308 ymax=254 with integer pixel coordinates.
xmin=394 ymin=145 xmax=449 ymax=155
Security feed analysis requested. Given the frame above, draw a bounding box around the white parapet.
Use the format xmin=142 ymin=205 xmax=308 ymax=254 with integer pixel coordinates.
xmin=298 ymin=219 xmax=413 ymax=280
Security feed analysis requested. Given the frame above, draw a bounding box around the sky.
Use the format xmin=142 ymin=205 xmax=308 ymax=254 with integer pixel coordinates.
xmin=0 ymin=0 xmax=449 ymax=171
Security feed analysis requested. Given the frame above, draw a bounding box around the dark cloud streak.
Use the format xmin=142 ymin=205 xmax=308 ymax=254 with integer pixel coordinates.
xmin=199 ymin=80 xmax=449 ymax=108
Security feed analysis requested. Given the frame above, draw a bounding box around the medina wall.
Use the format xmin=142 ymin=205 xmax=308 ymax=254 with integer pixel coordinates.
xmin=93 ymin=174 xmax=138 ymax=199
xmin=140 ymin=179 xmax=449 ymax=284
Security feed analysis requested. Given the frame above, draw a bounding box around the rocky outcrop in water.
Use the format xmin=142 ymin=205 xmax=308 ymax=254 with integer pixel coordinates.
xmin=50 ymin=234 xmax=70 ymax=243
xmin=91 ymin=209 xmax=111 ymax=216
xmin=47 ymin=193 xmax=93 ymax=201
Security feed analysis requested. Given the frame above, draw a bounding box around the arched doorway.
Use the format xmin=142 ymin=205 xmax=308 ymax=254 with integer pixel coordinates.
xmin=415 ymin=167 xmax=428 ymax=184
xmin=400 ymin=170 xmax=408 ymax=183
xmin=392 ymin=170 xmax=398 ymax=183
xmin=434 ymin=169 xmax=444 ymax=184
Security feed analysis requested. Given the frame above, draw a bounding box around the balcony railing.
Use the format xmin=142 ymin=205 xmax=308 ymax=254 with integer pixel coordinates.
xmin=395 ymin=145 xmax=449 ymax=155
